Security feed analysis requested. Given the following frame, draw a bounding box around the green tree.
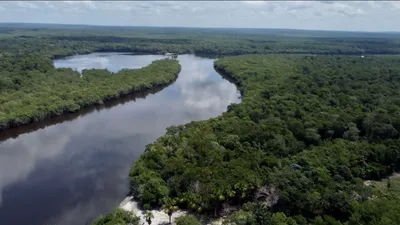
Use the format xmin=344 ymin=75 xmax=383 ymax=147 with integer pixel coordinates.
xmin=176 ymin=215 xmax=201 ymax=225
xmin=163 ymin=198 xmax=179 ymax=224
xmin=91 ymin=209 xmax=140 ymax=225
xmin=144 ymin=211 xmax=154 ymax=225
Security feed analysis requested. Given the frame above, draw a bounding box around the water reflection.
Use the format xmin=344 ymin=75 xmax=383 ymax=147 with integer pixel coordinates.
xmin=53 ymin=52 xmax=166 ymax=73
xmin=0 ymin=54 xmax=240 ymax=225
xmin=0 ymin=86 xmax=167 ymax=142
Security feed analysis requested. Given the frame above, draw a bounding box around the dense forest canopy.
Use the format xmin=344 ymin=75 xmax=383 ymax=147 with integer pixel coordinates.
xmin=1 ymin=24 xmax=400 ymax=224
xmin=1 ymin=24 xmax=400 ymax=58
xmin=129 ymin=54 xmax=400 ymax=225
xmin=0 ymin=55 xmax=180 ymax=130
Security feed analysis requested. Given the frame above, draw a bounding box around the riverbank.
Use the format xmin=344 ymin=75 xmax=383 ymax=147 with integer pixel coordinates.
xmin=0 ymin=54 xmax=240 ymax=225
xmin=119 ymin=197 xmax=225 ymax=225
xmin=0 ymin=58 xmax=181 ymax=131
xmin=119 ymin=197 xmax=187 ymax=225
xmin=0 ymin=85 xmax=168 ymax=142
xmin=125 ymin=54 xmax=400 ymax=224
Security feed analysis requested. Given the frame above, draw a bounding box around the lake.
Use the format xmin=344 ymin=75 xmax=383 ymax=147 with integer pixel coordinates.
xmin=0 ymin=53 xmax=240 ymax=225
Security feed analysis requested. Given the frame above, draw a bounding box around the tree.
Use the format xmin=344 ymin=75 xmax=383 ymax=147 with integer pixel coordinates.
xmin=271 ymin=212 xmax=298 ymax=225
xmin=144 ymin=211 xmax=154 ymax=225
xmin=91 ymin=209 xmax=140 ymax=225
xmin=176 ymin=215 xmax=201 ymax=225
xmin=163 ymin=198 xmax=179 ymax=224
xmin=248 ymin=202 xmax=271 ymax=225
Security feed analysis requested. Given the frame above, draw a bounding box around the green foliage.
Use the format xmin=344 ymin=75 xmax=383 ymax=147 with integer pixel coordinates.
xmin=91 ymin=209 xmax=140 ymax=225
xmin=175 ymin=215 xmax=201 ymax=225
xmin=346 ymin=176 xmax=400 ymax=225
xmin=2 ymin=25 xmax=400 ymax=57
xmin=348 ymin=198 xmax=400 ymax=225
xmin=224 ymin=203 xmax=298 ymax=225
xmin=145 ymin=211 xmax=154 ymax=225
xmin=163 ymin=198 xmax=179 ymax=224
xmin=3 ymin=25 xmax=400 ymax=224
xmin=0 ymin=56 xmax=180 ymax=130
xmin=129 ymin=54 xmax=400 ymax=223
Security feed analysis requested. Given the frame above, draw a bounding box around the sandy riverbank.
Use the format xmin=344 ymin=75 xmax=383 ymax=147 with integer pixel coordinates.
xmin=119 ymin=196 xmax=188 ymax=225
xmin=119 ymin=197 xmax=224 ymax=225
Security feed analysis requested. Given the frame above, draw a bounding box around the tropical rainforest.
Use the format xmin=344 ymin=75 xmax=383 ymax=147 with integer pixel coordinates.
xmin=0 ymin=56 xmax=180 ymax=130
xmin=129 ymin=54 xmax=400 ymax=225
xmin=1 ymin=24 xmax=400 ymax=58
xmin=1 ymin=23 xmax=400 ymax=225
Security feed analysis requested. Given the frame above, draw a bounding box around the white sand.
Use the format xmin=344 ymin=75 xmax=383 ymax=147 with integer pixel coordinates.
xmin=119 ymin=196 xmax=187 ymax=225
xmin=119 ymin=196 xmax=227 ymax=225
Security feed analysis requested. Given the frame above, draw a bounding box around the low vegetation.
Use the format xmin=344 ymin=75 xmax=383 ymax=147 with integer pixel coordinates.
xmin=91 ymin=209 xmax=140 ymax=225
xmin=176 ymin=215 xmax=201 ymax=225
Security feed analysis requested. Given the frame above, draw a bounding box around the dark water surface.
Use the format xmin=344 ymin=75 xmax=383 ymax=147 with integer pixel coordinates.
xmin=0 ymin=53 xmax=240 ymax=225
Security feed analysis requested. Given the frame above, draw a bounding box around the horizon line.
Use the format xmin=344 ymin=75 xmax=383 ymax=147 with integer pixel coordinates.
xmin=1 ymin=21 xmax=399 ymax=34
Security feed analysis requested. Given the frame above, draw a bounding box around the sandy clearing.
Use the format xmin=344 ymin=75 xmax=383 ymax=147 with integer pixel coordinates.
xmin=119 ymin=196 xmax=226 ymax=225
xmin=119 ymin=196 xmax=187 ymax=225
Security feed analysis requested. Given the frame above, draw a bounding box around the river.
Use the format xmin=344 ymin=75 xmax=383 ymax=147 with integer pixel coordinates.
xmin=0 ymin=53 xmax=240 ymax=225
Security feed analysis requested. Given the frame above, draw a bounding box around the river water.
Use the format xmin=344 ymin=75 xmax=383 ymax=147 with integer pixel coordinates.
xmin=0 ymin=53 xmax=240 ymax=225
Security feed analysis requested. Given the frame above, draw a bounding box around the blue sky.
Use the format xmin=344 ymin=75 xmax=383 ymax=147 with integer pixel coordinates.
xmin=0 ymin=1 xmax=399 ymax=32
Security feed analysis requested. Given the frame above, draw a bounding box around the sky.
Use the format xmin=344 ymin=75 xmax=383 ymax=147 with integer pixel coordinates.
xmin=0 ymin=1 xmax=399 ymax=32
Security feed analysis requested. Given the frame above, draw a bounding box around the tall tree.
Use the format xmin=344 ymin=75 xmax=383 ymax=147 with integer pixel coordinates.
xmin=144 ymin=211 xmax=154 ymax=225
xmin=163 ymin=198 xmax=179 ymax=224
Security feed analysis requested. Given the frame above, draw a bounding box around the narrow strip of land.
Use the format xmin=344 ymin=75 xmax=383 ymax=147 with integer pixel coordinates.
xmin=0 ymin=57 xmax=180 ymax=130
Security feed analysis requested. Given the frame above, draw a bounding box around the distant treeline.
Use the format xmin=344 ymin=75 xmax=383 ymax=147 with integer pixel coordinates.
xmin=1 ymin=26 xmax=400 ymax=57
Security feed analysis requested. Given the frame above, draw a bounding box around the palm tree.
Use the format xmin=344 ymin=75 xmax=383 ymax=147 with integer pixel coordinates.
xmin=251 ymin=202 xmax=270 ymax=225
xmin=144 ymin=211 xmax=154 ymax=225
xmin=163 ymin=198 xmax=179 ymax=224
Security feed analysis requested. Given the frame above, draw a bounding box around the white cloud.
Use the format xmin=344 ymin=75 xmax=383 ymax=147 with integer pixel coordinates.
xmin=326 ymin=2 xmax=366 ymax=17
xmin=241 ymin=1 xmax=266 ymax=6
xmin=16 ymin=1 xmax=39 ymax=9
xmin=42 ymin=1 xmax=57 ymax=10
xmin=0 ymin=1 xmax=398 ymax=31
xmin=0 ymin=125 xmax=80 ymax=203
xmin=390 ymin=2 xmax=400 ymax=10
xmin=63 ymin=1 xmax=97 ymax=10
